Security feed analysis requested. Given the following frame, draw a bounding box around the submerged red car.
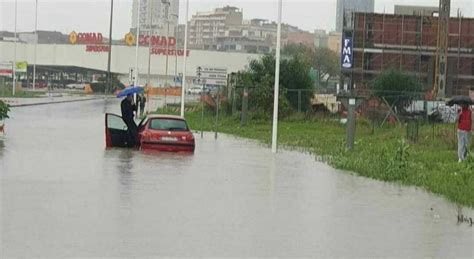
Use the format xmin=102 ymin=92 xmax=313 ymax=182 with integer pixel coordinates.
xmin=105 ymin=113 xmax=195 ymax=152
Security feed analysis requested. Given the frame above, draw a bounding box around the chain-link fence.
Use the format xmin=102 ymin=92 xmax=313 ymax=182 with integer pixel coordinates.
xmin=211 ymin=85 xmax=472 ymax=145
xmin=148 ymin=81 xmax=471 ymax=148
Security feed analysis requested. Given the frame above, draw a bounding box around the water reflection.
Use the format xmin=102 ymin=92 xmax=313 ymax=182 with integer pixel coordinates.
xmin=0 ymin=139 xmax=5 ymax=159
xmin=117 ymin=149 xmax=135 ymax=219
xmin=1 ymin=100 xmax=472 ymax=258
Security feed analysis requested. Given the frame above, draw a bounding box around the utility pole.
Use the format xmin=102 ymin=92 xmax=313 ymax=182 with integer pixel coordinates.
xmin=134 ymin=0 xmax=142 ymax=86
xmin=106 ymin=0 xmax=114 ymax=96
xmin=196 ymin=66 xmax=204 ymax=138
xmin=180 ymin=0 xmax=189 ymax=117
xmin=174 ymin=23 xmax=178 ymax=82
xmin=271 ymin=0 xmax=283 ymax=153
xmin=163 ymin=0 xmax=171 ymax=87
xmin=434 ymin=0 xmax=450 ymax=99
xmin=13 ymin=0 xmax=17 ymax=96
xmin=146 ymin=0 xmax=153 ymax=87
xmin=33 ymin=0 xmax=38 ymax=91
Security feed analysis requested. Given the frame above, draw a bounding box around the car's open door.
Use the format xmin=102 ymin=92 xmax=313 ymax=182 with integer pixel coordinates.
xmin=105 ymin=113 xmax=131 ymax=148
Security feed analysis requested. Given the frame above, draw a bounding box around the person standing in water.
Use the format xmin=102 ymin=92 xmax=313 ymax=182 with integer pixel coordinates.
xmin=121 ymin=94 xmax=138 ymax=147
xmin=457 ymin=104 xmax=472 ymax=162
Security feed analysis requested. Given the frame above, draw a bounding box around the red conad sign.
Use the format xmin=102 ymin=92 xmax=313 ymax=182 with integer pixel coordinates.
xmin=151 ymin=48 xmax=190 ymax=56
xmin=0 ymin=69 xmax=13 ymax=76
xmin=86 ymin=45 xmax=110 ymax=52
xmin=77 ymin=33 xmax=103 ymax=44
xmin=139 ymin=36 xmax=177 ymax=47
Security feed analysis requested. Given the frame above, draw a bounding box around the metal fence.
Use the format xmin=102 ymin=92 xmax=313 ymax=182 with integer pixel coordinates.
xmin=213 ymin=85 xmax=473 ymax=144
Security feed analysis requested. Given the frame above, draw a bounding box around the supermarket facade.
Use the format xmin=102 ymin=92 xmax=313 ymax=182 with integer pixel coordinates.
xmin=0 ymin=32 xmax=260 ymax=88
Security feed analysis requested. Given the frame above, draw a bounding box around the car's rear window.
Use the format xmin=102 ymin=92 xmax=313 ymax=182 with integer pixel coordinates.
xmin=149 ymin=118 xmax=188 ymax=131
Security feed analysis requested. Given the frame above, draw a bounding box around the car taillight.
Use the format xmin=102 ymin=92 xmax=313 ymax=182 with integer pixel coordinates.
xmin=182 ymin=134 xmax=194 ymax=141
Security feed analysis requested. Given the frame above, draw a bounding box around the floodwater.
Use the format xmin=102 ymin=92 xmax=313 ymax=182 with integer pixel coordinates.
xmin=0 ymin=99 xmax=472 ymax=258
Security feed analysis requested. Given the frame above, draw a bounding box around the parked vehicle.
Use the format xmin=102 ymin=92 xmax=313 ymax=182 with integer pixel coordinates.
xmin=138 ymin=115 xmax=195 ymax=152
xmin=65 ymin=83 xmax=87 ymax=90
xmin=33 ymin=81 xmax=48 ymax=89
xmin=187 ymin=86 xmax=203 ymax=95
xmin=22 ymin=80 xmax=47 ymax=88
xmin=105 ymin=113 xmax=195 ymax=152
xmin=187 ymin=86 xmax=212 ymax=95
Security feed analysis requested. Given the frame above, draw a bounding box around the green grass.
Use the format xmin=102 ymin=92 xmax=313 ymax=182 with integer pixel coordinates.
xmin=156 ymin=107 xmax=474 ymax=207
xmin=0 ymin=87 xmax=43 ymax=98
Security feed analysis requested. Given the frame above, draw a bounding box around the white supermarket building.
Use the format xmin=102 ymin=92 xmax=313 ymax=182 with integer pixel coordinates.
xmin=0 ymin=41 xmax=261 ymax=87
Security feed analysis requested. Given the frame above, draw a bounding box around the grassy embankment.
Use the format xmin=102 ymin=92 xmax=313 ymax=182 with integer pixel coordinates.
xmin=0 ymin=86 xmax=44 ymax=98
xmin=157 ymin=105 xmax=474 ymax=207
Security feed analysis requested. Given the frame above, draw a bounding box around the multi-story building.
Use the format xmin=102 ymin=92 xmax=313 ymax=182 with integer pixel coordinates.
xmin=314 ymin=30 xmax=329 ymax=48
xmin=187 ymin=6 xmax=312 ymax=53
xmin=1 ymin=31 xmax=69 ymax=44
xmin=342 ymin=12 xmax=474 ymax=97
xmin=131 ymin=0 xmax=179 ymax=37
xmin=188 ymin=6 xmax=243 ymax=50
xmin=313 ymin=30 xmax=343 ymax=53
xmin=394 ymin=5 xmax=439 ymax=16
xmin=327 ymin=31 xmax=342 ymax=53
xmin=336 ymin=0 xmax=375 ymax=32
xmin=284 ymin=31 xmax=315 ymax=49
xmin=176 ymin=24 xmax=186 ymax=48
xmin=240 ymin=19 xmax=277 ymax=45
xmin=216 ymin=36 xmax=272 ymax=53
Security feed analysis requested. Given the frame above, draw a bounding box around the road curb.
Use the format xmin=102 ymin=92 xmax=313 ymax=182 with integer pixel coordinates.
xmin=8 ymin=97 xmax=103 ymax=107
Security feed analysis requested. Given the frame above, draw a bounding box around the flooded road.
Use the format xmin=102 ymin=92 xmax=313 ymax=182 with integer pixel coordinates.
xmin=1 ymin=100 xmax=472 ymax=258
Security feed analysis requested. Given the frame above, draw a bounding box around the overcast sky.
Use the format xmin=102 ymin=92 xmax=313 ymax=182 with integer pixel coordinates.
xmin=1 ymin=0 xmax=472 ymax=38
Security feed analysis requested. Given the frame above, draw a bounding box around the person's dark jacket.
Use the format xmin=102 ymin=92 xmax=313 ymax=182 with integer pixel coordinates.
xmin=121 ymin=98 xmax=137 ymax=125
xmin=140 ymin=96 xmax=146 ymax=109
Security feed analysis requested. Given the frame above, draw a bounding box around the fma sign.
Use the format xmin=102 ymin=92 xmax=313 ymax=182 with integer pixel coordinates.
xmin=341 ymin=37 xmax=353 ymax=69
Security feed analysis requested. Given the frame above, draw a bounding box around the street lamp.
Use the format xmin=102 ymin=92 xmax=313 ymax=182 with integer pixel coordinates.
xmin=166 ymin=13 xmax=179 ymax=88
xmin=162 ymin=0 xmax=171 ymax=87
xmin=180 ymin=0 xmax=189 ymax=117
xmin=13 ymin=0 xmax=17 ymax=96
xmin=173 ymin=21 xmax=178 ymax=81
xmin=146 ymin=0 xmax=155 ymax=87
xmin=33 ymin=0 xmax=38 ymax=92
xmin=106 ymin=0 xmax=114 ymax=96
xmin=271 ymin=0 xmax=283 ymax=153
xmin=134 ymin=0 xmax=142 ymax=86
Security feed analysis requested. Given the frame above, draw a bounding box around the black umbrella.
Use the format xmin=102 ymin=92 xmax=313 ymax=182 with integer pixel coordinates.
xmin=446 ymin=96 xmax=473 ymax=106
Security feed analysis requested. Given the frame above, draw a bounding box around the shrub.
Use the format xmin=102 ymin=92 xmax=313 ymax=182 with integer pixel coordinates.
xmin=371 ymin=69 xmax=423 ymax=112
xmin=0 ymin=100 xmax=10 ymax=120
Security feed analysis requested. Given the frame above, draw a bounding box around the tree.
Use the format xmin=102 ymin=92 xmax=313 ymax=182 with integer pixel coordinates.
xmin=312 ymin=48 xmax=339 ymax=87
xmin=371 ymin=69 xmax=423 ymax=112
xmin=0 ymin=100 xmax=10 ymax=120
xmin=282 ymin=44 xmax=340 ymax=88
xmin=282 ymin=43 xmax=314 ymax=63
xmin=240 ymin=52 xmax=314 ymax=115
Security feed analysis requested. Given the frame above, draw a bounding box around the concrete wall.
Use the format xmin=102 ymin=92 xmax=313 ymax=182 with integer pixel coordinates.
xmin=0 ymin=42 xmax=260 ymax=81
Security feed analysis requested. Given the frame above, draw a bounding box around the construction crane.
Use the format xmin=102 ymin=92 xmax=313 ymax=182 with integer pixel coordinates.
xmin=432 ymin=0 xmax=451 ymax=99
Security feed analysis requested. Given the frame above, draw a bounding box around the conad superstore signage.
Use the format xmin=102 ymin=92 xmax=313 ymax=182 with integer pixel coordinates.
xmin=68 ymin=31 xmax=190 ymax=56
xmin=69 ymin=31 xmax=109 ymax=53
xmin=126 ymin=33 xmax=190 ymax=56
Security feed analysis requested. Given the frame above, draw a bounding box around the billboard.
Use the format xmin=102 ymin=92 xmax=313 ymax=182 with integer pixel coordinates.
xmin=341 ymin=37 xmax=353 ymax=69
xmin=15 ymin=61 xmax=27 ymax=73
xmin=0 ymin=62 xmax=12 ymax=76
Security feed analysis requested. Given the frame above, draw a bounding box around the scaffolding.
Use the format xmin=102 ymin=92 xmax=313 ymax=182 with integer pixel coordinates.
xmin=346 ymin=12 xmax=474 ymax=97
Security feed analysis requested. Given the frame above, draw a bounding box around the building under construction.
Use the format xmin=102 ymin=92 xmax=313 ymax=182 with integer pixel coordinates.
xmin=342 ymin=11 xmax=474 ymax=97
